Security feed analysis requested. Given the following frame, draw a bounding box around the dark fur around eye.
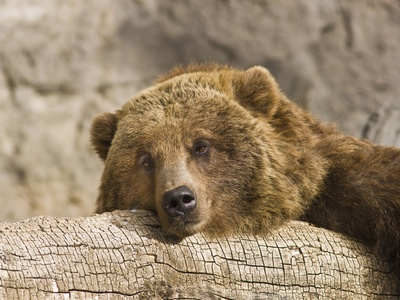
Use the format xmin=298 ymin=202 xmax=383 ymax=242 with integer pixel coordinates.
xmin=138 ymin=154 xmax=154 ymax=170
xmin=193 ymin=139 xmax=210 ymax=156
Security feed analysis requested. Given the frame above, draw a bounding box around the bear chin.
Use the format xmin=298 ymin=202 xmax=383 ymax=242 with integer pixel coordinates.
xmin=161 ymin=216 xmax=207 ymax=238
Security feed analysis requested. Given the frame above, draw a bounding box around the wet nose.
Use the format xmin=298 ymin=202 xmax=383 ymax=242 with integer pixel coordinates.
xmin=162 ymin=185 xmax=196 ymax=217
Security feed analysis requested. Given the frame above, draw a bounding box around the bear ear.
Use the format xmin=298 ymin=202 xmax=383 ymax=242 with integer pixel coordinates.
xmin=90 ymin=112 xmax=118 ymax=161
xmin=234 ymin=66 xmax=281 ymax=119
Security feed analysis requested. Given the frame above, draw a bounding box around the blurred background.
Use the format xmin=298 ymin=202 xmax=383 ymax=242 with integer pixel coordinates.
xmin=1 ymin=0 xmax=399 ymax=221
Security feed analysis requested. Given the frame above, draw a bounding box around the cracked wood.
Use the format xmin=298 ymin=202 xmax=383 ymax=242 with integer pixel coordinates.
xmin=0 ymin=210 xmax=398 ymax=299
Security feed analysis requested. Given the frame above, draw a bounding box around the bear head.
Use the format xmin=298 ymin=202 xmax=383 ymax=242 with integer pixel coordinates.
xmin=91 ymin=64 xmax=320 ymax=238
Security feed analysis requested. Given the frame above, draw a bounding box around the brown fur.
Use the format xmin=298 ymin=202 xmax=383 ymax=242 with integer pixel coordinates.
xmin=91 ymin=64 xmax=400 ymax=276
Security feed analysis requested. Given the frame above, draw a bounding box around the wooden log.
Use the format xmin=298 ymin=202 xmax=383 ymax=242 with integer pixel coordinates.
xmin=0 ymin=210 xmax=398 ymax=299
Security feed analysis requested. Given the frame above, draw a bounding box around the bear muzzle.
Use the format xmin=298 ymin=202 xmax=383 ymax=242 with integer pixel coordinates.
xmin=162 ymin=185 xmax=197 ymax=218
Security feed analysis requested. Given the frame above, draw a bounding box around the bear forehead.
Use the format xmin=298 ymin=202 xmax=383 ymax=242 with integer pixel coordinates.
xmin=118 ymin=72 xmax=251 ymax=125
xmin=122 ymin=73 xmax=230 ymax=112
xmin=113 ymin=72 xmax=260 ymax=151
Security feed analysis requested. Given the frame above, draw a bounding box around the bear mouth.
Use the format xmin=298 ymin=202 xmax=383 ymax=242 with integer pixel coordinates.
xmin=174 ymin=215 xmax=200 ymax=228
xmin=164 ymin=215 xmax=204 ymax=238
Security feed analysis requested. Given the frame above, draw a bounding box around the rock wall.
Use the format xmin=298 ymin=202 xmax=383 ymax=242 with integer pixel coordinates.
xmin=1 ymin=0 xmax=399 ymax=221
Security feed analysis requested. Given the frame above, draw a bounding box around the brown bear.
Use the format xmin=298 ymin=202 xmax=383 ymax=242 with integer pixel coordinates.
xmin=91 ymin=64 xmax=400 ymax=276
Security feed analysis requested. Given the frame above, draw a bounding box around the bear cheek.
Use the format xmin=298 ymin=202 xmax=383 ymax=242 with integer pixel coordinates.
xmin=114 ymin=160 xmax=156 ymax=212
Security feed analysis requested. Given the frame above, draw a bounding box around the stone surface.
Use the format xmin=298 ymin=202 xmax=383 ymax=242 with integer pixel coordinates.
xmin=1 ymin=0 xmax=399 ymax=221
xmin=362 ymin=101 xmax=400 ymax=148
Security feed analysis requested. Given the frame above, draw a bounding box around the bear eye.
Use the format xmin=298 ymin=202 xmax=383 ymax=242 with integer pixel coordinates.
xmin=138 ymin=154 xmax=154 ymax=170
xmin=193 ymin=139 xmax=210 ymax=156
xmin=196 ymin=145 xmax=208 ymax=154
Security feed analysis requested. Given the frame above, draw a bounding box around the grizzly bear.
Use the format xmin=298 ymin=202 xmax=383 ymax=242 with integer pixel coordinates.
xmin=91 ymin=64 xmax=400 ymax=276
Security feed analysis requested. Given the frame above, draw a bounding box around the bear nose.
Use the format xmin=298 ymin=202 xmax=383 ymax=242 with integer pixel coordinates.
xmin=162 ymin=185 xmax=196 ymax=218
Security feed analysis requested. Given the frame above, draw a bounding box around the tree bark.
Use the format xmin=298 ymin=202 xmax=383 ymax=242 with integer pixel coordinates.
xmin=0 ymin=210 xmax=398 ymax=299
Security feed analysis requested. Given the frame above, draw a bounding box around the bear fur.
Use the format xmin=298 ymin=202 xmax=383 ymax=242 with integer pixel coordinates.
xmin=91 ymin=64 xmax=400 ymax=275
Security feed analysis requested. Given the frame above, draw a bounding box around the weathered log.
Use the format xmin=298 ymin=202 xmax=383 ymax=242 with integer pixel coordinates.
xmin=0 ymin=210 xmax=398 ymax=299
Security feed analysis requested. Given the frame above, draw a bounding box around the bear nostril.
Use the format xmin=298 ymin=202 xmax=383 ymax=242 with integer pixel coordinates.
xmin=169 ymin=199 xmax=178 ymax=208
xmin=182 ymin=195 xmax=194 ymax=204
xmin=162 ymin=186 xmax=196 ymax=218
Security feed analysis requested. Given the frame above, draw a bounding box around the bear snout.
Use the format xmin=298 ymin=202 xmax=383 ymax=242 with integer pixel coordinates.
xmin=162 ymin=185 xmax=197 ymax=218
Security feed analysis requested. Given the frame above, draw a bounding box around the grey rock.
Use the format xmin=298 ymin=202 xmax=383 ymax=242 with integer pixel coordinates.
xmin=1 ymin=0 xmax=399 ymax=220
xmin=363 ymin=102 xmax=400 ymax=148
